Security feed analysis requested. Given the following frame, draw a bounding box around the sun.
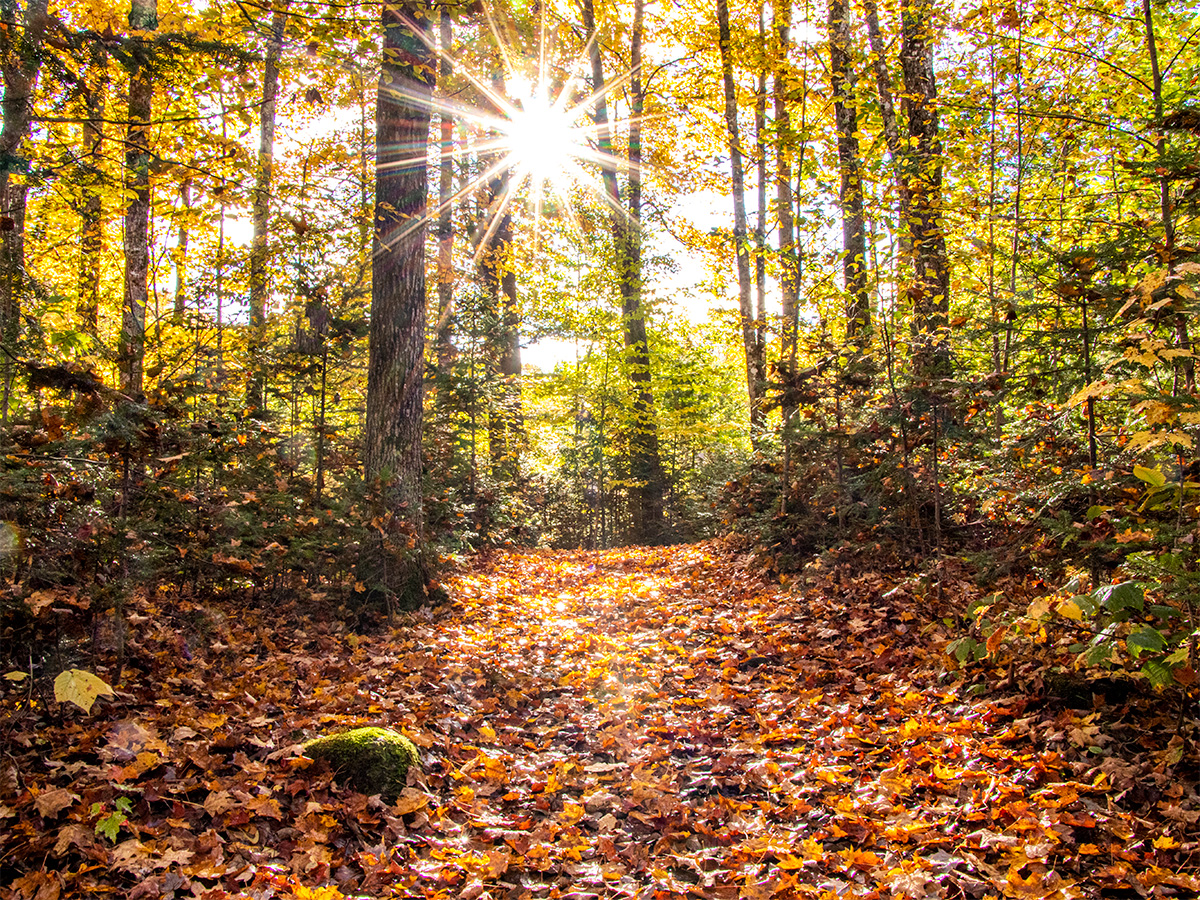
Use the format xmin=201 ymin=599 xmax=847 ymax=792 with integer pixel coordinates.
xmin=502 ymin=83 xmax=585 ymax=191
xmin=405 ymin=3 xmax=640 ymax=255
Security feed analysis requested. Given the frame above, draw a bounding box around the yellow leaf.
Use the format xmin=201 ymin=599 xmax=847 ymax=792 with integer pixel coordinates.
xmin=1066 ymin=380 xmax=1110 ymax=408
xmin=1154 ymin=835 xmax=1180 ymax=850
xmin=1058 ymin=600 xmax=1083 ymax=621
xmin=53 ymin=668 xmax=114 ymax=713
xmin=560 ymin=801 xmax=585 ymax=826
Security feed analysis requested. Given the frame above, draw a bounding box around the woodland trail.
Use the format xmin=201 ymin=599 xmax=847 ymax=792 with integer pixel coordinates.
xmin=2 ymin=541 xmax=1197 ymax=899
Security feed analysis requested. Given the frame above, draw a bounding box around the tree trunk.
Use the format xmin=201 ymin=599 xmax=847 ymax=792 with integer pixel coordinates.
xmin=173 ymin=178 xmax=191 ymax=323
xmin=583 ymin=0 xmax=666 ymax=543
xmin=773 ymin=0 xmax=798 ymax=378
xmin=861 ymin=0 xmax=911 ymax=267
xmin=119 ymin=0 xmax=158 ymax=399
xmin=77 ymin=42 xmax=107 ymax=339
xmin=899 ymin=0 xmax=950 ymax=377
xmin=828 ymin=0 xmax=870 ymax=345
xmin=478 ymin=64 xmax=521 ymax=481
xmin=360 ymin=0 xmax=436 ymax=608
xmin=0 ymin=0 xmax=50 ymax=419
xmin=753 ymin=3 xmax=768 ymax=371
xmin=481 ymin=192 xmax=520 ymax=479
xmin=249 ymin=2 xmax=288 ymax=415
xmin=434 ymin=9 xmax=455 ymax=417
xmin=716 ymin=0 xmax=764 ymax=434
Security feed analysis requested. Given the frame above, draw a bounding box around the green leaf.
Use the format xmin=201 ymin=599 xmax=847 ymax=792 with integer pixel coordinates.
xmin=1127 ymin=625 xmax=1167 ymax=658
xmin=1072 ymin=594 xmax=1099 ymax=616
xmin=95 ymin=810 xmax=126 ymax=842
xmin=1093 ymin=582 xmax=1144 ymax=616
xmin=1142 ymin=658 xmax=1173 ymax=687
xmin=950 ymin=637 xmax=980 ymax=663
xmin=1134 ymin=465 xmax=1167 ymax=488
xmin=53 ymin=669 xmax=114 ymax=713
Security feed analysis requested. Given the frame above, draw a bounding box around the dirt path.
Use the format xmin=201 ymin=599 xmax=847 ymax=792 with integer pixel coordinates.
xmin=2 ymin=542 xmax=1194 ymax=899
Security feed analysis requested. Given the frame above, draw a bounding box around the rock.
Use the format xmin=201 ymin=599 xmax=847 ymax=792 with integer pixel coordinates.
xmin=302 ymin=727 xmax=419 ymax=802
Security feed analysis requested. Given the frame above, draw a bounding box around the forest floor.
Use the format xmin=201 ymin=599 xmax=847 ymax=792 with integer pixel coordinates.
xmin=2 ymin=541 xmax=1200 ymax=900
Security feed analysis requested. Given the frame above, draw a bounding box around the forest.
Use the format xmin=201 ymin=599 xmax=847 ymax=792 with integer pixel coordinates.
xmin=2 ymin=0 xmax=1200 ymax=896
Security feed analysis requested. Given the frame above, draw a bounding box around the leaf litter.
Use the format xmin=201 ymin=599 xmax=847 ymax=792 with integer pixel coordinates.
xmin=1 ymin=540 xmax=1198 ymax=899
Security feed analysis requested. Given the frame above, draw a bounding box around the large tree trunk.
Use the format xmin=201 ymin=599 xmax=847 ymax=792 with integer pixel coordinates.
xmin=899 ymin=0 xmax=950 ymax=376
xmin=716 ymin=0 xmax=764 ymax=434
xmin=828 ymin=0 xmax=870 ymax=346
xmin=0 ymin=0 xmax=50 ymax=420
xmin=249 ymin=2 xmax=288 ymax=415
xmin=360 ymin=0 xmax=436 ymax=608
xmin=119 ymin=0 xmax=158 ymax=399
xmin=583 ymin=0 xmax=666 ymax=543
xmin=77 ymin=43 xmax=107 ymax=339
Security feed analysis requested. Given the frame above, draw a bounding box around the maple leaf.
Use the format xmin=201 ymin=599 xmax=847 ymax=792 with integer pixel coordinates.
xmin=33 ymin=789 xmax=79 ymax=819
xmin=52 ymin=668 xmax=113 ymax=713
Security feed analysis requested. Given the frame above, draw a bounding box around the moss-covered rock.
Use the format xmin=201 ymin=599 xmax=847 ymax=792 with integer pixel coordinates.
xmin=302 ymin=727 xmax=419 ymax=802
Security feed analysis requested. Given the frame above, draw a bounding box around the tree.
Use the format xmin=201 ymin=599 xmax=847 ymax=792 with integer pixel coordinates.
xmin=249 ymin=1 xmax=289 ymax=414
xmin=359 ymin=0 xmax=437 ymax=606
xmin=76 ymin=41 xmax=107 ymax=339
xmin=899 ymin=0 xmax=949 ymax=375
xmin=827 ymin=0 xmax=870 ymax=346
xmin=582 ymin=0 xmax=666 ymax=543
xmin=716 ymin=0 xmax=765 ymax=434
xmin=0 ymin=0 xmax=50 ymax=418
xmin=119 ymin=0 xmax=158 ymax=398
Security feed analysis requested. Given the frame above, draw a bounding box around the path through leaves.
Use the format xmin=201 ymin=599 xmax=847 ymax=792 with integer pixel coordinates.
xmin=2 ymin=542 xmax=1198 ymax=899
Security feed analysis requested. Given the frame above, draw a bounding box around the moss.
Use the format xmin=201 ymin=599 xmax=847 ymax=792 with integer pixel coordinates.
xmin=302 ymin=727 xmax=418 ymax=802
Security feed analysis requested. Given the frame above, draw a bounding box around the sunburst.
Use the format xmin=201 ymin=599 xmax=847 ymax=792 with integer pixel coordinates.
xmin=384 ymin=2 xmax=643 ymax=257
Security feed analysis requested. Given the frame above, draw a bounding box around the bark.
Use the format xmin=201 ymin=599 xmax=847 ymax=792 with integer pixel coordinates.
xmin=583 ymin=0 xmax=665 ymax=543
xmin=899 ymin=0 xmax=950 ymax=377
xmin=434 ymin=9 xmax=455 ymax=394
xmin=0 ymin=0 xmax=50 ymax=418
xmin=119 ymin=0 xmax=158 ymax=398
xmin=753 ymin=3 xmax=767 ymax=368
xmin=827 ymin=0 xmax=870 ymax=345
xmin=861 ymin=0 xmax=911 ymax=265
xmin=77 ymin=43 xmax=107 ymax=338
xmin=360 ymin=0 xmax=436 ymax=607
xmin=773 ymin=0 xmax=798 ymax=376
xmin=173 ymin=178 xmax=190 ymax=322
xmin=716 ymin=0 xmax=765 ymax=433
xmin=249 ymin=2 xmax=289 ymax=414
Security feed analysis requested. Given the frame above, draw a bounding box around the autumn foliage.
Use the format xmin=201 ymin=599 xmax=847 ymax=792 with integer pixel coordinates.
xmin=3 ymin=542 xmax=1197 ymax=899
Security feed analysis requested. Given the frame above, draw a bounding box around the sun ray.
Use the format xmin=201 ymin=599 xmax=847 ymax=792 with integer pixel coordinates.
xmin=373 ymin=3 xmax=658 ymax=264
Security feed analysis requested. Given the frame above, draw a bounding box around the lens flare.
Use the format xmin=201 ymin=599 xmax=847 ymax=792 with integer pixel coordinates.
xmin=383 ymin=3 xmax=645 ymax=257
